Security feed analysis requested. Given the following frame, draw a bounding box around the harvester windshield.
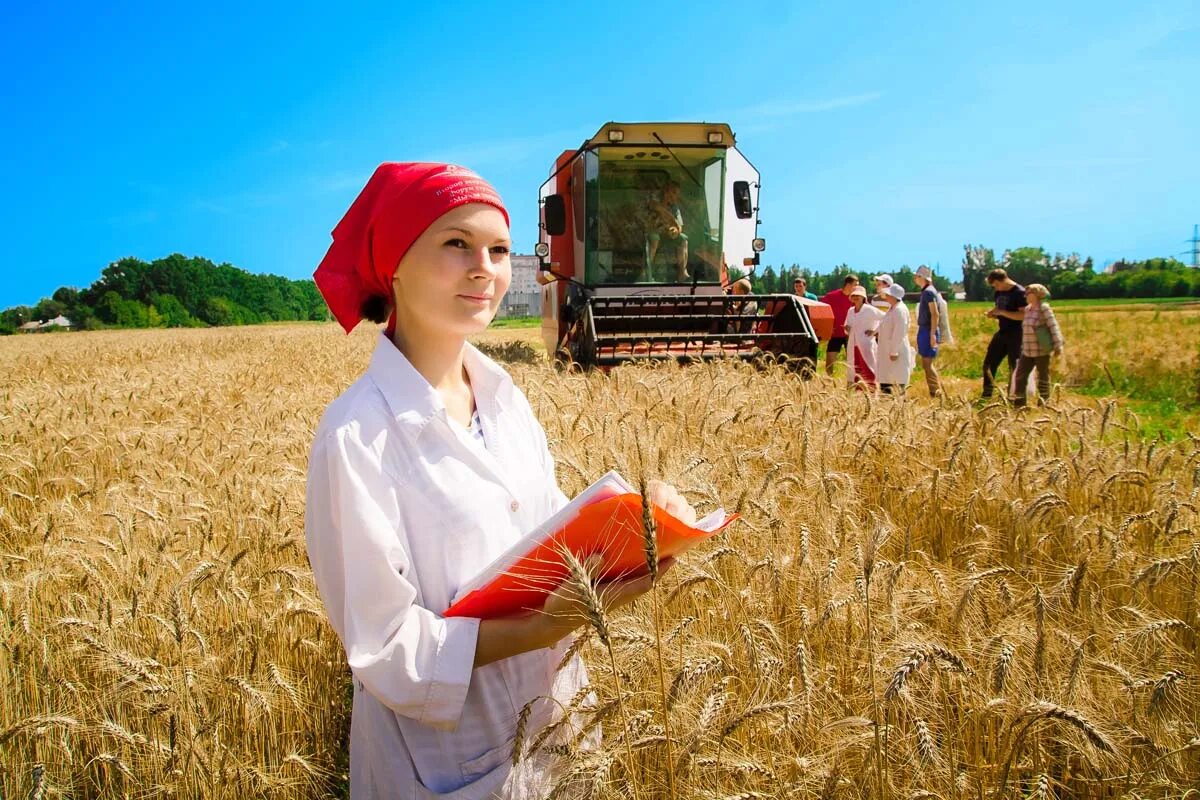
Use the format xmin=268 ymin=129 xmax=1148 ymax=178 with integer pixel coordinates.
xmin=537 ymin=122 xmax=762 ymax=289
xmin=583 ymin=146 xmax=725 ymax=285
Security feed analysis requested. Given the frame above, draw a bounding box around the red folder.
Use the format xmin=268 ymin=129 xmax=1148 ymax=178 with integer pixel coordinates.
xmin=444 ymin=473 xmax=736 ymax=620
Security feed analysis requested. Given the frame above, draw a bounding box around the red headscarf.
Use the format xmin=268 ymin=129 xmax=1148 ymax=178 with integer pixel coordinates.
xmin=313 ymin=162 xmax=509 ymax=334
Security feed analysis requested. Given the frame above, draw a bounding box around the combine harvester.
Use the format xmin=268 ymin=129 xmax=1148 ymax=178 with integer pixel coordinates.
xmin=534 ymin=121 xmax=832 ymax=369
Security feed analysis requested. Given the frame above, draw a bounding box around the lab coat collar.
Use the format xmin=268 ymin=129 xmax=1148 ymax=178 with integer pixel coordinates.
xmin=366 ymin=334 xmax=526 ymax=504
xmin=365 ymin=333 xmax=514 ymax=436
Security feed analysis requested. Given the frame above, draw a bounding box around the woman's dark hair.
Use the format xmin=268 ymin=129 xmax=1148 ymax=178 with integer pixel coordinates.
xmin=361 ymin=294 xmax=390 ymax=324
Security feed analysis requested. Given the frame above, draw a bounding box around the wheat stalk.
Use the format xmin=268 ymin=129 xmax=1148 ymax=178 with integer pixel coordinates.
xmin=997 ymin=701 xmax=1113 ymax=797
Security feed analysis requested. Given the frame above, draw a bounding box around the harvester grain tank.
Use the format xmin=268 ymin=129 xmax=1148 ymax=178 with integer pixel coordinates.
xmin=534 ymin=122 xmax=832 ymax=369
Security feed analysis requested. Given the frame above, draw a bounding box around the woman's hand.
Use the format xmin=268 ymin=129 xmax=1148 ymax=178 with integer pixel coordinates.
xmin=475 ymin=555 xmax=677 ymax=665
xmin=528 ymin=481 xmax=696 ymax=649
xmin=646 ymin=480 xmax=697 ymax=526
xmin=539 ymin=556 xmax=677 ymax=643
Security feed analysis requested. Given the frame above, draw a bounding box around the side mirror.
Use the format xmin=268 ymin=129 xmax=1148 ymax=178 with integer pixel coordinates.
xmin=543 ymin=194 xmax=566 ymax=236
xmin=732 ymin=181 xmax=753 ymax=219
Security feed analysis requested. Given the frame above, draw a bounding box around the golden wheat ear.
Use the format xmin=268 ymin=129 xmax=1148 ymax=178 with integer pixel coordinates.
xmin=555 ymin=545 xmax=610 ymax=646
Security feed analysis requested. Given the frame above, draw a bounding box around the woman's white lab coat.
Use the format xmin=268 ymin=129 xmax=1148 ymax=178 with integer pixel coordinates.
xmin=874 ymin=301 xmax=914 ymax=387
xmin=844 ymin=304 xmax=884 ymax=385
xmin=305 ymin=334 xmax=587 ymax=799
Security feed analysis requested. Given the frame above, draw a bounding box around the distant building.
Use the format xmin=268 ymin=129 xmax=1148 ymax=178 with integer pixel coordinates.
xmin=17 ymin=315 xmax=74 ymax=332
xmin=509 ymin=255 xmax=541 ymax=294
xmin=498 ymin=255 xmax=543 ymax=317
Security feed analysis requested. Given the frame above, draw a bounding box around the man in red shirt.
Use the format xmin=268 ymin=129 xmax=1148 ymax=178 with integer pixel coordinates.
xmin=819 ymin=274 xmax=860 ymax=376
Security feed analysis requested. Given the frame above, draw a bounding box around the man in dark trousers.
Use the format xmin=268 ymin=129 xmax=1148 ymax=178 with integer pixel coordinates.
xmin=981 ymin=268 xmax=1027 ymax=398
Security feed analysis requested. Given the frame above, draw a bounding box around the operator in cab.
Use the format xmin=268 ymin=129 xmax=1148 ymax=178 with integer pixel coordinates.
xmin=644 ymin=181 xmax=689 ymax=282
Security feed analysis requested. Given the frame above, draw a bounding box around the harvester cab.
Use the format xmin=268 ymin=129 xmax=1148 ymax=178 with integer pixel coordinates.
xmin=535 ymin=122 xmax=830 ymax=369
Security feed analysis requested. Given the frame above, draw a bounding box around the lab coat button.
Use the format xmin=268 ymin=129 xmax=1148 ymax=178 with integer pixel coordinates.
xmin=510 ymin=500 xmax=520 ymax=513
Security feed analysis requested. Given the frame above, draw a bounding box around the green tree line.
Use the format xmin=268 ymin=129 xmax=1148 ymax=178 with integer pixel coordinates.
xmin=962 ymin=245 xmax=1200 ymax=301
xmin=1 ymin=254 xmax=328 ymax=334
xmin=748 ymin=247 xmax=1199 ymax=301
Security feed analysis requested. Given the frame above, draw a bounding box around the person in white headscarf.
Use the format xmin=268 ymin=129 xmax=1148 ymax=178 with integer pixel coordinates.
xmin=843 ymin=284 xmax=884 ymax=389
xmin=871 ymin=273 xmax=894 ymax=310
xmin=875 ymin=283 xmax=913 ymax=394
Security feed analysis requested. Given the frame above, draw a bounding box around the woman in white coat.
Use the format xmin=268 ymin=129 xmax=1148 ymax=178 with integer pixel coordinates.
xmin=875 ymin=283 xmax=914 ymax=394
xmin=305 ymin=163 xmax=694 ymax=800
xmin=843 ymin=284 xmax=885 ymax=389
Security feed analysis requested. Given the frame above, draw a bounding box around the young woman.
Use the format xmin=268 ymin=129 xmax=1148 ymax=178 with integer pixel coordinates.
xmin=874 ymin=283 xmax=913 ymax=394
xmin=843 ymin=284 xmax=884 ymax=389
xmin=1012 ymin=282 xmax=1065 ymax=407
xmin=305 ymin=163 xmax=693 ymax=799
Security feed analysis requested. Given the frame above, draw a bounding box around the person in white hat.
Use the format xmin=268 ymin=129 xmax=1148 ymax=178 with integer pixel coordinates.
xmin=871 ymin=273 xmax=894 ymax=311
xmin=875 ymin=283 xmax=913 ymax=393
xmin=844 ymin=284 xmax=884 ymax=389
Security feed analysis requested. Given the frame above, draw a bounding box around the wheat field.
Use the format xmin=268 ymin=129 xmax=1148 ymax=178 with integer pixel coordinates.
xmin=2 ymin=316 xmax=1198 ymax=799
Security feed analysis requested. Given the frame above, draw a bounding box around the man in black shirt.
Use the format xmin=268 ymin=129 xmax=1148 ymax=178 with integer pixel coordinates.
xmin=981 ymin=268 xmax=1027 ymax=398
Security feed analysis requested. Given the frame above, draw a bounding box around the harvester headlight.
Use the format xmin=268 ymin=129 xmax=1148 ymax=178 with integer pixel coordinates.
xmin=752 ymin=238 xmax=767 ymax=253
xmin=534 ymin=242 xmax=550 ymax=258
xmin=707 ymin=131 xmax=724 ymax=144
xmin=608 ymin=129 xmax=624 ymax=142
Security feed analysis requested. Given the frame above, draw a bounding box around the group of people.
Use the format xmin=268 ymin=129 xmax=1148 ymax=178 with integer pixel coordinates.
xmin=812 ymin=267 xmax=944 ymax=396
xmin=807 ymin=266 xmax=1066 ymax=404
xmin=839 ymin=274 xmax=914 ymax=393
xmin=978 ymin=268 xmax=1065 ymax=406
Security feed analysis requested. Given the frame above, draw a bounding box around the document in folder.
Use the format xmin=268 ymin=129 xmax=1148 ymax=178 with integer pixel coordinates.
xmin=443 ymin=471 xmax=736 ymax=620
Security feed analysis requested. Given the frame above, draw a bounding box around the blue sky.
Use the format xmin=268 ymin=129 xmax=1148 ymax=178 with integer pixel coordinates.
xmin=3 ymin=0 xmax=1197 ymax=308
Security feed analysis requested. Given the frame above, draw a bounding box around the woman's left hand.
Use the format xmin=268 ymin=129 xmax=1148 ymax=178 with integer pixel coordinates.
xmin=537 ymin=555 xmax=678 ymax=645
xmin=646 ymin=480 xmax=697 ymax=526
